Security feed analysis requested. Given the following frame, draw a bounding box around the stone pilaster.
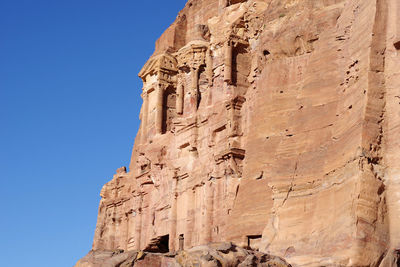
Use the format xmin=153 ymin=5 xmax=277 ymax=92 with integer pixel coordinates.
xmin=168 ymin=177 xmax=178 ymax=252
xmin=134 ymin=195 xmax=143 ymax=250
xmin=184 ymin=189 xmax=195 ymax=248
xmin=225 ymin=96 xmax=245 ymax=137
xmin=155 ymin=84 xmax=164 ymax=135
xmin=191 ymin=67 xmax=199 ymax=110
xmin=141 ymin=91 xmax=149 ymax=143
xmin=206 ymin=48 xmax=213 ymax=85
xmin=176 ymin=77 xmax=184 ymax=115
xmin=200 ymin=181 xmax=214 ymax=244
xmin=224 ymin=41 xmax=232 ymax=84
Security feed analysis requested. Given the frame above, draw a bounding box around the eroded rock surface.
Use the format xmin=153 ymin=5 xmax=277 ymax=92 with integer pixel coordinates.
xmin=77 ymin=0 xmax=400 ymax=266
xmin=75 ymin=242 xmax=291 ymax=267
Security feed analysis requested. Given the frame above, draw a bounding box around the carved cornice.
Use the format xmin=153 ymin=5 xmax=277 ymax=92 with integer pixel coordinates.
xmin=225 ymin=96 xmax=246 ymax=111
xmin=215 ymin=147 xmax=245 ymax=163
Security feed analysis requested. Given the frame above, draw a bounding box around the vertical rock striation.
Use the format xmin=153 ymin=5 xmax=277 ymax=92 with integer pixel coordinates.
xmin=78 ymin=0 xmax=400 ymax=266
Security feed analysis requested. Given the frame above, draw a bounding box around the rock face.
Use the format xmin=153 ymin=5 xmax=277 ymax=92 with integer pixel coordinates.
xmin=80 ymin=0 xmax=400 ymax=266
xmin=75 ymin=242 xmax=292 ymax=267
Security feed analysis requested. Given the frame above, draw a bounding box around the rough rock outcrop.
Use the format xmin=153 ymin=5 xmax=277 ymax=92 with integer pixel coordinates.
xmin=77 ymin=0 xmax=400 ymax=266
xmin=75 ymin=242 xmax=291 ymax=267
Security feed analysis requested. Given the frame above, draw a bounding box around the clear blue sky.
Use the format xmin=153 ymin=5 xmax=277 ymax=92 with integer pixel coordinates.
xmin=0 ymin=1 xmax=186 ymax=266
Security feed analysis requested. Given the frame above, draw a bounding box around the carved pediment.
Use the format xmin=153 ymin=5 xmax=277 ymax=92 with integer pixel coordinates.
xmin=176 ymin=40 xmax=209 ymax=70
xmin=139 ymin=53 xmax=178 ymax=83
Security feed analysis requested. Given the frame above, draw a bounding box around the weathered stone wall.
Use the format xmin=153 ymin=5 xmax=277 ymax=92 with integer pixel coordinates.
xmin=89 ymin=0 xmax=400 ymax=266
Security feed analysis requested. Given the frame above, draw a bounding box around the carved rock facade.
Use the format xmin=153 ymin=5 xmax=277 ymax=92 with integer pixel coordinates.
xmin=85 ymin=0 xmax=400 ymax=266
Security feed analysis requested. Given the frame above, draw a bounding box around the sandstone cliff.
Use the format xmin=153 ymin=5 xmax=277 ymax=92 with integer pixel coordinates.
xmin=77 ymin=0 xmax=400 ymax=266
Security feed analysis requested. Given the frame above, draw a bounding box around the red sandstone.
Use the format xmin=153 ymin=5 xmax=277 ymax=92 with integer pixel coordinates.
xmin=76 ymin=0 xmax=400 ymax=266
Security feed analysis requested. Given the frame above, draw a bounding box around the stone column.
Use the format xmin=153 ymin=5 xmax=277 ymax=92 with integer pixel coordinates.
xmin=179 ymin=235 xmax=184 ymax=250
xmin=110 ymin=206 xmax=117 ymax=249
xmin=211 ymin=180 xmax=219 ymax=241
xmin=123 ymin=200 xmax=131 ymax=251
xmin=126 ymin=209 xmax=135 ymax=251
xmin=141 ymin=91 xmax=149 ymax=143
xmin=200 ymin=181 xmax=214 ymax=244
xmin=191 ymin=67 xmax=199 ymax=106
xmin=168 ymin=178 xmax=178 ymax=252
xmin=206 ymin=48 xmax=213 ymax=85
xmin=176 ymin=79 xmax=184 ymax=115
xmin=224 ymin=41 xmax=232 ymax=84
xmin=118 ymin=207 xmax=127 ymax=250
xmin=184 ymin=189 xmax=195 ymax=248
xmin=226 ymin=97 xmax=245 ymax=137
xmin=134 ymin=195 xmax=143 ymax=250
xmin=155 ymin=84 xmax=164 ymax=134
xmin=187 ymin=67 xmax=199 ymax=111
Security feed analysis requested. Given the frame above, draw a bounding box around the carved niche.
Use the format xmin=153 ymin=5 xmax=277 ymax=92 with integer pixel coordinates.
xmin=138 ymin=53 xmax=178 ymax=135
xmin=176 ymin=41 xmax=211 ymax=112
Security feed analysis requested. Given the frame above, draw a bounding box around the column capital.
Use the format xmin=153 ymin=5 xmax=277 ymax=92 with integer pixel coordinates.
xmin=158 ymin=82 xmax=169 ymax=90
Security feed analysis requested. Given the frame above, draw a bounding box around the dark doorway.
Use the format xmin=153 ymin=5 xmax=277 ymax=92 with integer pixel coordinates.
xmin=158 ymin=234 xmax=169 ymax=253
xmin=144 ymin=234 xmax=169 ymax=253
xmin=247 ymin=235 xmax=262 ymax=250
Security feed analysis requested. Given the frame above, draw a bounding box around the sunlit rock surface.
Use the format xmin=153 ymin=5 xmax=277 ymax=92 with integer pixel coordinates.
xmin=76 ymin=0 xmax=400 ymax=266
